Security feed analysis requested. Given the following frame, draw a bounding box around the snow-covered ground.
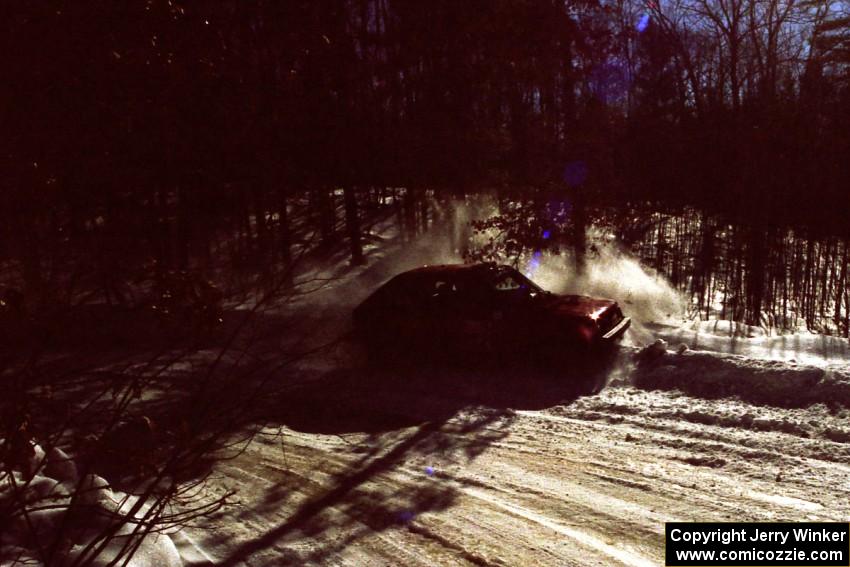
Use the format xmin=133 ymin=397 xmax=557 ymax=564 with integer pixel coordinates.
xmin=180 ymin=365 xmax=850 ymax=566
xmin=0 ymin=446 xmax=183 ymax=567
xmin=170 ymin=226 xmax=850 ymax=566
xmin=10 ymin=217 xmax=849 ymax=566
xmin=650 ymin=319 xmax=850 ymax=366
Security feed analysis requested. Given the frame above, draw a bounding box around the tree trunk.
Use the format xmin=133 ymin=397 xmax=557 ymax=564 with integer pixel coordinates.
xmin=746 ymin=224 xmax=765 ymax=326
xmin=343 ymin=185 xmax=364 ymax=265
xmin=404 ymin=187 xmax=417 ymax=239
xmin=572 ymin=190 xmax=587 ymax=275
xmin=252 ymin=185 xmax=268 ymax=255
xmin=176 ymin=186 xmax=191 ymax=270
xmin=836 ymin=241 xmax=848 ymax=334
xmin=316 ymin=187 xmax=336 ymax=248
xmin=278 ymin=188 xmax=292 ymax=267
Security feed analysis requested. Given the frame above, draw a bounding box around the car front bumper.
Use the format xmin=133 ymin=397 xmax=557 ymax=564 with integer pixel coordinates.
xmin=601 ymin=316 xmax=631 ymax=341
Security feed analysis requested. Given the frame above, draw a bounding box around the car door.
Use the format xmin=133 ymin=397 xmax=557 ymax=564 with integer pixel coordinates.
xmin=369 ymin=275 xmax=432 ymax=346
xmin=435 ymin=274 xmax=498 ymax=356
xmin=488 ymin=270 xmax=539 ymax=352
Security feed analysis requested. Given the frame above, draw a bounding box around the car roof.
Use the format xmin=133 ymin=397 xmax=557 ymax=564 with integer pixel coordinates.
xmin=403 ymin=263 xmax=503 ymax=277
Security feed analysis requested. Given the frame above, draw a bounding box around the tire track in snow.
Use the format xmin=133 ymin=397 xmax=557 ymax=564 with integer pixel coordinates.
xmin=188 ymin=383 xmax=850 ymax=565
xmin=461 ymin=486 xmax=656 ymax=567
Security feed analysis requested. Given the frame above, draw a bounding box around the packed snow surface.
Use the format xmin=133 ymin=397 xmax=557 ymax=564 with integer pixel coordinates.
xmin=180 ymin=368 xmax=850 ymax=566
xmin=171 ymin=225 xmax=850 ymax=565
xmin=13 ymin=220 xmax=850 ymax=566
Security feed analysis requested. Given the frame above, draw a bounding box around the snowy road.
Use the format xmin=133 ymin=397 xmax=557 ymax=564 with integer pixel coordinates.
xmin=185 ymin=355 xmax=850 ymax=566
xmin=170 ymin=224 xmax=850 ymax=566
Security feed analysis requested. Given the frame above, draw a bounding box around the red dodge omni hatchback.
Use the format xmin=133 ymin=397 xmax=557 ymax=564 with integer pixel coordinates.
xmin=354 ymin=263 xmax=630 ymax=365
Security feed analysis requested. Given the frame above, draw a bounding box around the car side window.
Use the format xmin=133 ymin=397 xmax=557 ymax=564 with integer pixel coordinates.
xmin=494 ymin=274 xmax=522 ymax=291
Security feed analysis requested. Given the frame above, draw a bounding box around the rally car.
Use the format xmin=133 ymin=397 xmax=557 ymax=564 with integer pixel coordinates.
xmin=353 ymin=263 xmax=630 ymax=365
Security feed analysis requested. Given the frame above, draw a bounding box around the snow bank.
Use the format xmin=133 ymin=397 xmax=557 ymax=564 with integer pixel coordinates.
xmin=651 ymin=321 xmax=850 ymax=366
xmin=686 ymin=320 xmax=766 ymax=338
xmin=0 ymin=443 xmax=183 ymax=567
xmin=632 ymin=343 xmax=850 ymax=409
xmin=568 ymin=386 xmax=850 ymax=456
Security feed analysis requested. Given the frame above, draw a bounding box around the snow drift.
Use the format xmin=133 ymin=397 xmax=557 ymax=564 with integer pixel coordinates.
xmin=632 ymin=342 xmax=850 ymax=409
xmin=0 ymin=443 xmax=183 ymax=567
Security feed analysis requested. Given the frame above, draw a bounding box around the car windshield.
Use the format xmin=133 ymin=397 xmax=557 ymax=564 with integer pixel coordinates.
xmin=490 ymin=268 xmax=544 ymax=295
